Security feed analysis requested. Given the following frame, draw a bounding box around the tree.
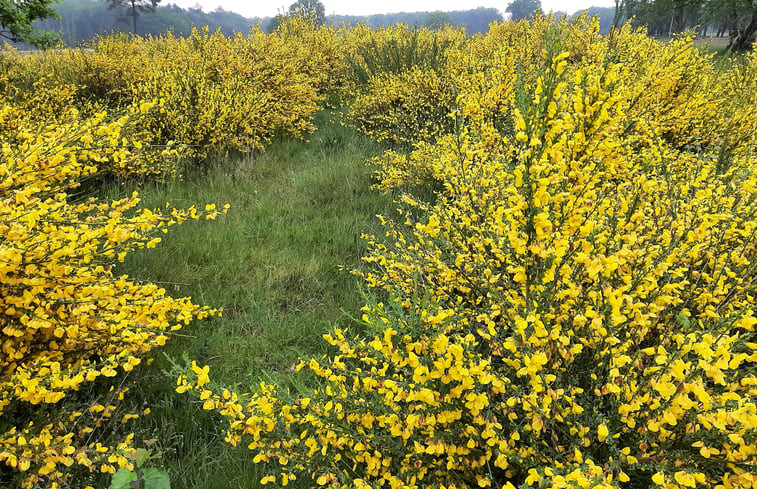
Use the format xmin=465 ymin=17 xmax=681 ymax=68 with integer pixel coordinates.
xmin=287 ymin=0 xmax=325 ymax=25
xmin=611 ymin=0 xmax=627 ymax=29
xmin=623 ymin=0 xmax=756 ymax=50
xmin=423 ymin=11 xmax=455 ymax=29
xmin=627 ymin=0 xmax=706 ymax=36
xmin=713 ymin=0 xmax=757 ymax=50
xmin=0 ymin=0 xmax=61 ymax=48
xmin=103 ymin=0 xmax=160 ymax=35
xmin=505 ymin=0 xmax=542 ymax=21
xmin=265 ymin=13 xmax=286 ymax=33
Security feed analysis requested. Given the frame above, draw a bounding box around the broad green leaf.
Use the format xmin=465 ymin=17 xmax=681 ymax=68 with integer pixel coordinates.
xmin=108 ymin=469 xmax=138 ymax=489
xmin=142 ymin=468 xmax=171 ymax=489
xmin=134 ymin=448 xmax=152 ymax=468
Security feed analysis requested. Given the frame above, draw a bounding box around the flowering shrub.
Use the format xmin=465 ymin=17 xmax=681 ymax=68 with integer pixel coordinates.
xmin=344 ymin=23 xmax=465 ymax=87
xmin=274 ymin=17 xmax=355 ymax=103
xmin=131 ymin=28 xmax=320 ymax=161
xmin=699 ymin=50 xmax=757 ymax=168
xmin=352 ymin=47 xmax=757 ymax=489
xmin=1 ymin=26 xmax=325 ymax=177
xmin=342 ymin=24 xmax=466 ymax=147
xmin=0 ymin=100 xmax=225 ymax=487
xmin=0 ymin=77 xmax=181 ymax=180
xmin=0 ymin=36 xmax=150 ymax=110
xmin=365 ymin=39 xmax=516 ymax=188
xmin=179 ymin=19 xmax=757 ymax=489
xmin=346 ymin=67 xmax=455 ymax=146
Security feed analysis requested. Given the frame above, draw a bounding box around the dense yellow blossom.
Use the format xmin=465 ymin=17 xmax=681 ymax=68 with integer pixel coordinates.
xmin=8 ymin=11 xmax=753 ymax=489
xmin=0 ymin=87 xmax=223 ymax=486
xmin=181 ymin=16 xmax=757 ymax=489
xmin=130 ymin=27 xmax=320 ymax=160
xmin=1 ymin=23 xmax=329 ymax=177
xmin=346 ymin=67 xmax=455 ymax=146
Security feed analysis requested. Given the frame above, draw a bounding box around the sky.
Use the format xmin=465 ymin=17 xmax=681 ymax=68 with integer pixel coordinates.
xmin=164 ymin=0 xmax=616 ymax=20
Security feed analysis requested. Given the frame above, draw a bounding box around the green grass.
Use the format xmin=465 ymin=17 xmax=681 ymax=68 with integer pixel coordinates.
xmin=93 ymin=111 xmax=395 ymax=489
xmin=651 ymin=35 xmax=738 ymax=56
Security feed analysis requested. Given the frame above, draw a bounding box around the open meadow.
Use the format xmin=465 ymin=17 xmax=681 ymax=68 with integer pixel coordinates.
xmin=1 ymin=15 xmax=756 ymax=489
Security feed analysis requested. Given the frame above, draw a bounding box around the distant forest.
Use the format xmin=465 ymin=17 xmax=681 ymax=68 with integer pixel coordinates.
xmin=32 ymin=0 xmax=615 ymax=47
xmin=331 ymin=8 xmax=504 ymax=34
xmin=33 ymin=0 xmax=260 ymax=45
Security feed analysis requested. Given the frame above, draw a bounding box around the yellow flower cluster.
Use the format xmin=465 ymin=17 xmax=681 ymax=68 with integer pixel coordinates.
xmin=361 ymin=16 xmax=757 ymax=193
xmin=343 ymin=24 xmax=465 ymax=146
xmin=1 ymin=22 xmax=335 ymax=177
xmin=347 ymin=67 xmax=455 ymax=146
xmin=343 ymin=23 xmax=465 ymax=86
xmin=274 ymin=17 xmax=357 ymax=104
xmin=130 ymin=27 xmax=321 ymax=160
xmin=0 ymin=56 xmax=184 ymax=179
xmin=0 ymin=93 xmax=225 ymax=486
xmin=179 ymin=16 xmax=757 ymax=489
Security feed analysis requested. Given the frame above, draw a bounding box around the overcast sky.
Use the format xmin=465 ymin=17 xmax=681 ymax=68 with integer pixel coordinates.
xmin=164 ymin=0 xmax=616 ymax=20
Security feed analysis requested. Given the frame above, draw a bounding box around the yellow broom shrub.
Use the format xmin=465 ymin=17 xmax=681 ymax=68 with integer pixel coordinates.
xmin=346 ymin=67 xmax=456 ymax=146
xmin=179 ymin=19 xmax=756 ymax=489
xmin=2 ymin=25 xmax=325 ymax=177
xmin=130 ymin=27 xmax=320 ymax=161
xmin=0 ymin=99 xmax=224 ymax=487
xmin=343 ymin=24 xmax=466 ymax=146
xmin=274 ymin=17 xmax=354 ymax=103
xmin=343 ymin=23 xmax=465 ymax=87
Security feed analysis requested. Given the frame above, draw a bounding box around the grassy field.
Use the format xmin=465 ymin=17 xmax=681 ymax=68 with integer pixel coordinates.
xmin=651 ymin=35 xmax=734 ymax=54
xmin=3 ymin=21 xmax=755 ymax=489
xmin=93 ymin=111 xmax=394 ymax=489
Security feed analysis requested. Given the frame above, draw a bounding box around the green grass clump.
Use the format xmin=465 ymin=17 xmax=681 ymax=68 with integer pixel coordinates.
xmin=95 ymin=111 xmax=394 ymax=489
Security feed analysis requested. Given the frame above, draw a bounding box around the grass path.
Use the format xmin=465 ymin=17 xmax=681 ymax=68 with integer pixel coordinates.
xmin=101 ymin=112 xmax=394 ymax=488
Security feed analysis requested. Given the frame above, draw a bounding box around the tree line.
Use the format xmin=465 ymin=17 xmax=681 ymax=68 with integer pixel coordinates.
xmin=504 ymin=0 xmax=754 ymax=47
xmin=1 ymin=0 xmax=753 ymax=54
xmin=31 ymin=0 xmax=258 ymax=45
xmin=326 ymin=8 xmax=504 ymax=35
xmin=614 ymin=0 xmax=756 ymax=49
xmin=2 ymin=0 xmax=506 ymax=48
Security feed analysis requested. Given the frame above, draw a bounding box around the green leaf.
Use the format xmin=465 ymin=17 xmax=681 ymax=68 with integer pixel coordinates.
xmin=108 ymin=469 xmax=138 ymax=489
xmin=142 ymin=468 xmax=171 ymax=489
xmin=0 ymin=0 xmax=62 ymax=48
xmin=134 ymin=448 xmax=152 ymax=468
xmin=676 ymin=313 xmax=691 ymax=328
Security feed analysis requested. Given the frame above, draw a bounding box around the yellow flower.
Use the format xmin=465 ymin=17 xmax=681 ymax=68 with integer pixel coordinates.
xmin=597 ymin=424 xmax=609 ymax=442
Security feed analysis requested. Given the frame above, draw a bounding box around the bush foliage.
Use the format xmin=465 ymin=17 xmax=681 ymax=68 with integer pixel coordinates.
xmin=2 ymin=14 xmax=756 ymax=489
xmin=180 ymin=16 xmax=757 ymax=489
xmin=0 ymin=96 xmax=230 ymax=486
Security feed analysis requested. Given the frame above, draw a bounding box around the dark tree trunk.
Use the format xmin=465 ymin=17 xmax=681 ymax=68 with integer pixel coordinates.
xmin=730 ymin=11 xmax=757 ymax=51
xmin=612 ymin=0 xmax=624 ymax=29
